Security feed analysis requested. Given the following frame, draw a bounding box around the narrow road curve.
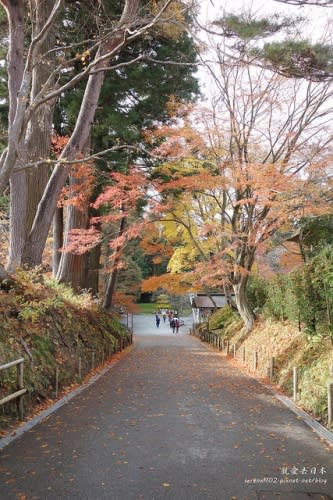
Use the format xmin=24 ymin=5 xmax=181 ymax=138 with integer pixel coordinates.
xmin=0 ymin=315 xmax=332 ymax=500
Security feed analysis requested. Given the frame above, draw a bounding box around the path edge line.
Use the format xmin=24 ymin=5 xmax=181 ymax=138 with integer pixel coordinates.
xmin=265 ymin=387 xmax=333 ymax=446
xmin=193 ymin=335 xmax=333 ymax=446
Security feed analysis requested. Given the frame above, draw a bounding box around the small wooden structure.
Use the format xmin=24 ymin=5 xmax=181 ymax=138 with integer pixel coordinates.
xmin=191 ymin=293 xmax=232 ymax=324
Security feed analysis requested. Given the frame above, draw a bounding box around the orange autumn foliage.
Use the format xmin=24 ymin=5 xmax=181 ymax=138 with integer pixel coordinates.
xmin=113 ymin=292 xmax=139 ymax=313
xmin=141 ymin=272 xmax=196 ymax=295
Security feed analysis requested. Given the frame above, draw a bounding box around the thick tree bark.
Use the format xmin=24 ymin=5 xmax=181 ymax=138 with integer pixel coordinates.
xmin=56 ymin=132 xmax=92 ymax=288
xmin=0 ymin=0 xmax=63 ymax=194
xmin=21 ymin=0 xmax=142 ymax=267
xmin=3 ymin=1 xmax=25 ymax=126
xmin=232 ymin=247 xmax=256 ymax=332
xmin=56 ymin=198 xmax=90 ymax=289
xmin=21 ymin=68 xmax=105 ymax=266
xmin=233 ymin=274 xmax=255 ymax=332
xmin=8 ymin=0 xmax=55 ymax=270
xmin=3 ymin=1 xmax=25 ymax=270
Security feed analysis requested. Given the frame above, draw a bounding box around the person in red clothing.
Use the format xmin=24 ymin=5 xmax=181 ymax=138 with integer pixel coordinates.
xmin=174 ymin=317 xmax=180 ymax=334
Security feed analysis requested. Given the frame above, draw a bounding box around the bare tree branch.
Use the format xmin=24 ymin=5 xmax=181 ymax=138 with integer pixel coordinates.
xmin=274 ymin=0 xmax=333 ymax=5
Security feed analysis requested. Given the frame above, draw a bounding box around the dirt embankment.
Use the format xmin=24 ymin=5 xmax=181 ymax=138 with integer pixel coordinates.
xmin=0 ymin=270 xmax=131 ymax=433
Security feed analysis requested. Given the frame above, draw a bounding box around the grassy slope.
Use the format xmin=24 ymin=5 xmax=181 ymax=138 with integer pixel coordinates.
xmin=137 ymin=303 xmax=159 ymax=314
xmin=0 ymin=269 xmax=130 ymax=432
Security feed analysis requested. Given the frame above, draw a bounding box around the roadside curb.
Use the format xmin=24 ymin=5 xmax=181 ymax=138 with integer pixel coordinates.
xmin=192 ymin=333 xmax=333 ymax=447
xmin=0 ymin=349 xmax=131 ymax=451
xmin=268 ymin=388 xmax=333 ymax=446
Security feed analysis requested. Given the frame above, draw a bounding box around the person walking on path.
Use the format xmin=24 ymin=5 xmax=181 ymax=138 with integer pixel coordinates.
xmin=170 ymin=317 xmax=175 ymax=333
xmin=155 ymin=313 xmax=161 ymax=328
xmin=174 ymin=316 xmax=180 ymax=334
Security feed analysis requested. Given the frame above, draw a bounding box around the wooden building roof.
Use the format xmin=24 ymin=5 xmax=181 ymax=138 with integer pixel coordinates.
xmin=191 ymin=294 xmax=228 ymax=309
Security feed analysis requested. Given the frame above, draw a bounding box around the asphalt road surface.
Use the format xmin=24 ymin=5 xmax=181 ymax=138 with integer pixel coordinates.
xmin=0 ymin=314 xmax=332 ymax=500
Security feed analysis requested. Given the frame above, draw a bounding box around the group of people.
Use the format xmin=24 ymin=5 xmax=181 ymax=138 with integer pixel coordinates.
xmin=155 ymin=309 xmax=181 ymax=333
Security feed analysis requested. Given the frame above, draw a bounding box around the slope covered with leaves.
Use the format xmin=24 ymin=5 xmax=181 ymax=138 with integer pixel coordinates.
xmin=0 ymin=269 xmax=130 ymax=432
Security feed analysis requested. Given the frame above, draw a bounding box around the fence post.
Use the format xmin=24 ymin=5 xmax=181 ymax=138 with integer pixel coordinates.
xmin=327 ymin=382 xmax=333 ymax=428
xmin=293 ymin=367 xmax=298 ymax=401
xmin=253 ymin=351 xmax=258 ymax=371
xmin=269 ymin=357 xmax=275 ymax=382
xmin=55 ymin=366 xmax=59 ymax=398
xmin=17 ymin=361 xmax=24 ymax=420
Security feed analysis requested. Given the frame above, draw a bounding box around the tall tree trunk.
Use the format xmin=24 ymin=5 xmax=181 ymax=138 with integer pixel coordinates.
xmin=21 ymin=65 xmax=105 ymax=267
xmin=103 ymin=216 xmax=126 ymax=310
xmin=52 ymin=206 xmax=63 ymax=276
xmin=4 ymin=1 xmax=25 ymax=127
xmin=85 ymin=242 xmax=101 ymax=295
xmin=8 ymin=0 xmax=55 ymax=270
xmin=3 ymin=1 xmax=25 ymax=270
xmin=233 ymin=274 xmax=255 ymax=332
xmin=21 ymin=0 xmax=141 ymax=267
xmin=56 ymin=132 xmax=93 ymax=288
xmin=0 ymin=1 xmax=63 ymax=195
xmin=56 ymin=204 xmax=90 ymax=289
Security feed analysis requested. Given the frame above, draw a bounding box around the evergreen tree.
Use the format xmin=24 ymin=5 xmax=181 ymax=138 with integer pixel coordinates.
xmin=213 ymin=10 xmax=333 ymax=81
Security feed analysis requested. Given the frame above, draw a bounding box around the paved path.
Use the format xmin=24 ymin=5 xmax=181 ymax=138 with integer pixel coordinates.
xmin=0 ymin=315 xmax=332 ymax=500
